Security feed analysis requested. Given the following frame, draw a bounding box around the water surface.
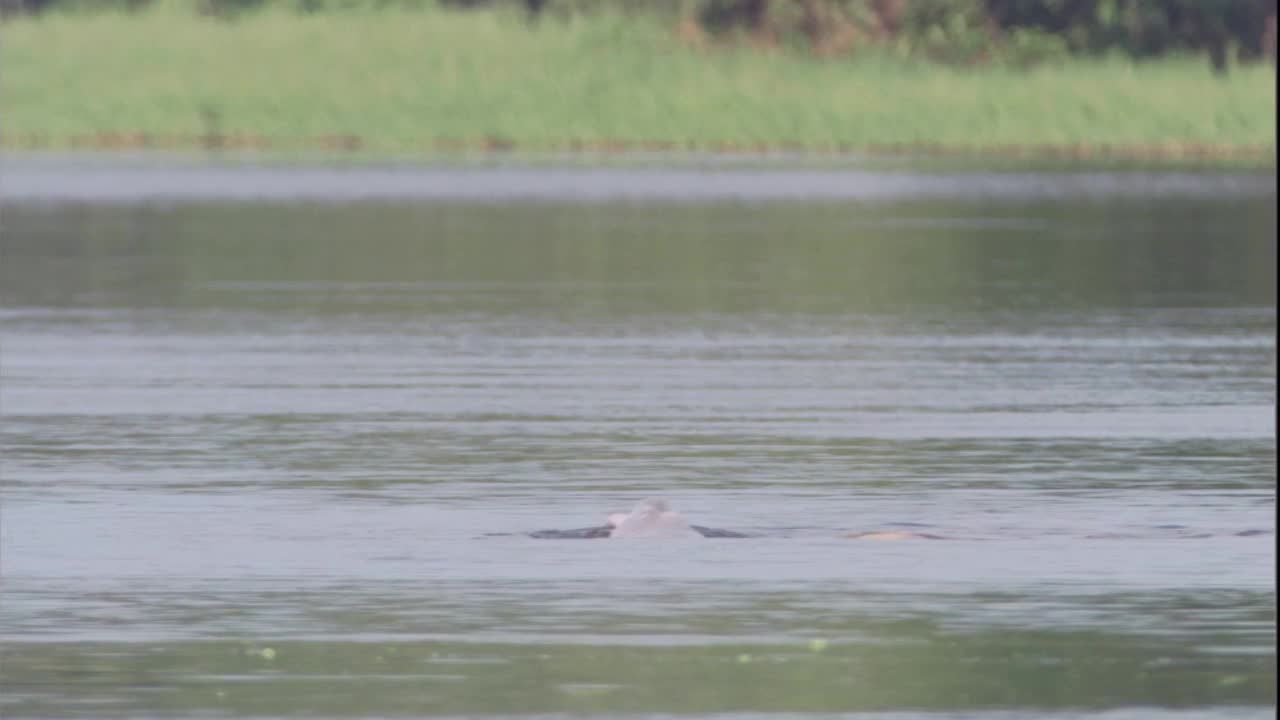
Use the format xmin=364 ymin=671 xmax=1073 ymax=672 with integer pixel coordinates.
xmin=1 ymin=165 xmax=1275 ymax=719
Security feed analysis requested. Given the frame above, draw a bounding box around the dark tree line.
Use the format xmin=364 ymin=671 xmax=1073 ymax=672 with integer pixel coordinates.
xmin=3 ymin=0 xmax=1275 ymax=70
xmin=690 ymin=0 xmax=1276 ymax=68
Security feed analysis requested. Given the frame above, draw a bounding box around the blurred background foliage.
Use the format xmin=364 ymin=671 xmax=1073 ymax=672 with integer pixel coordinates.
xmin=2 ymin=0 xmax=1275 ymax=70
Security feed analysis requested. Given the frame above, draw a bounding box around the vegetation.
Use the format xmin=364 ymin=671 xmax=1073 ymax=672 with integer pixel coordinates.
xmin=0 ymin=1 xmax=1274 ymax=161
xmin=3 ymin=0 xmax=1276 ymax=70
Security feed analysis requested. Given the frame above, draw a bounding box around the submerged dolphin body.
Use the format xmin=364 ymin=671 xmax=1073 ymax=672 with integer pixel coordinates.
xmin=529 ymin=498 xmax=750 ymax=539
xmin=845 ymin=530 xmax=944 ymax=540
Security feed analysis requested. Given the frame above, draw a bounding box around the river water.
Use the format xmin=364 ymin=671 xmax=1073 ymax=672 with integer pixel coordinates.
xmin=1 ymin=161 xmax=1275 ymax=719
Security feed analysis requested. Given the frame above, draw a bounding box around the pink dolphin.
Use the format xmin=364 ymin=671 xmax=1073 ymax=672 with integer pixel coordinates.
xmin=606 ymin=498 xmax=703 ymax=539
xmin=845 ymin=530 xmax=943 ymax=540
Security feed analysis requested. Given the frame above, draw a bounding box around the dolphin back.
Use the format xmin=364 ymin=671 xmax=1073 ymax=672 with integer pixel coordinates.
xmin=691 ymin=525 xmax=752 ymax=538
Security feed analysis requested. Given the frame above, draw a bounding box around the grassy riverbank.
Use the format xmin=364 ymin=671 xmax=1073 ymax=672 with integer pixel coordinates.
xmin=2 ymin=5 xmax=1274 ymax=162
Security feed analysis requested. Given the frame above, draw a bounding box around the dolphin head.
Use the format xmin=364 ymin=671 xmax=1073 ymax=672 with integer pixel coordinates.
xmin=608 ymin=498 xmax=701 ymax=538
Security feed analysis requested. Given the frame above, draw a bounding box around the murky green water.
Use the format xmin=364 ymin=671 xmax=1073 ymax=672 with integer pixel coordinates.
xmin=1 ymin=165 xmax=1275 ymax=719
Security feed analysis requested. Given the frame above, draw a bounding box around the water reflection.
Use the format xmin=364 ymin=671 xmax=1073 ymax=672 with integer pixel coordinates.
xmin=2 ymin=199 xmax=1275 ymax=314
xmin=2 ymin=577 xmax=1274 ymax=716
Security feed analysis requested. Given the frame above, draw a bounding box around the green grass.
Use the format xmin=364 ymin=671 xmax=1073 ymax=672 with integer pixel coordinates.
xmin=2 ymin=4 xmax=1275 ymax=159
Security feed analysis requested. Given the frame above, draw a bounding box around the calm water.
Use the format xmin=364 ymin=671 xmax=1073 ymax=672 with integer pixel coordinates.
xmin=1 ymin=164 xmax=1275 ymax=719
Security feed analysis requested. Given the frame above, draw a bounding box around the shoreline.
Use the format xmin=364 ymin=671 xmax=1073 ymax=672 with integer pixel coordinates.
xmin=2 ymin=135 xmax=1274 ymax=169
xmin=4 ymin=159 xmax=1273 ymax=204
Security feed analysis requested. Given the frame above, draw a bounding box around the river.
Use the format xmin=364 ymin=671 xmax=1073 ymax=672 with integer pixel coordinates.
xmin=1 ymin=159 xmax=1274 ymax=719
